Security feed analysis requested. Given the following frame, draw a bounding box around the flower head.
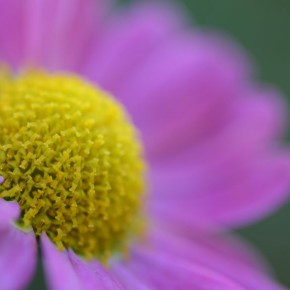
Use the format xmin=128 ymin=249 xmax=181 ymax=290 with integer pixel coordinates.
xmin=0 ymin=71 xmax=145 ymax=261
xmin=0 ymin=0 xmax=289 ymax=289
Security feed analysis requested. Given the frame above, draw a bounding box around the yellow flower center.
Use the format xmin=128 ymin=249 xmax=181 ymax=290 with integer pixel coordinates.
xmin=0 ymin=71 xmax=145 ymax=261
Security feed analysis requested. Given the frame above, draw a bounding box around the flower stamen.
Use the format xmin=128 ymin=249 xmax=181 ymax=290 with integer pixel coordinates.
xmin=0 ymin=71 xmax=145 ymax=261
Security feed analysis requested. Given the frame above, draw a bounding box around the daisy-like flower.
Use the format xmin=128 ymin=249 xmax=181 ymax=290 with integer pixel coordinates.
xmin=0 ymin=0 xmax=289 ymax=289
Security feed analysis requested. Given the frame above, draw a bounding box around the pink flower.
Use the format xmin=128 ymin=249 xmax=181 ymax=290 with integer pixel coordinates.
xmin=0 ymin=0 xmax=289 ymax=289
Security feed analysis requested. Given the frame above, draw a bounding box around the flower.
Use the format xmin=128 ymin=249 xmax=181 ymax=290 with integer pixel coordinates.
xmin=0 ymin=0 xmax=289 ymax=289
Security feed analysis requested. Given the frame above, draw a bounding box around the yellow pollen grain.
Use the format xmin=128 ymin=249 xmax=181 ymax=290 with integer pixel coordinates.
xmin=0 ymin=71 xmax=145 ymax=261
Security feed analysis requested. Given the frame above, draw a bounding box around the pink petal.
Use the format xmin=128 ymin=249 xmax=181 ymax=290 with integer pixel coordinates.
xmin=0 ymin=0 xmax=24 ymax=68
xmin=79 ymin=0 xmax=289 ymax=229
xmin=68 ymin=252 xmax=124 ymax=290
xmin=150 ymin=149 xmax=290 ymax=229
xmin=41 ymin=234 xmax=123 ymax=290
xmin=148 ymin=87 xmax=290 ymax=228
xmin=0 ymin=199 xmax=20 ymax=229
xmin=82 ymin=1 xmax=184 ymax=94
xmin=203 ymin=152 xmax=290 ymax=226
xmin=115 ymin=33 xmax=251 ymax=160
xmin=145 ymin=228 xmax=286 ymax=290
xmin=112 ymin=264 xmax=152 ymax=290
xmin=84 ymin=1 xmax=243 ymax=168
xmin=162 ymin=87 xmax=287 ymax=168
xmin=41 ymin=234 xmax=82 ymax=290
xmin=113 ymin=246 xmax=246 ymax=290
xmin=0 ymin=226 xmax=37 ymax=290
xmin=0 ymin=0 xmax=109 ymax=71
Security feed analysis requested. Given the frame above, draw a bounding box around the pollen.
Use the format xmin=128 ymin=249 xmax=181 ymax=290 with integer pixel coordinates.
xmin=0 ymin=71 xmax=145 ymax=261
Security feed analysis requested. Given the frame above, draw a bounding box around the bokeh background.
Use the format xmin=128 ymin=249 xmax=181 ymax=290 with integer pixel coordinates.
xmin=28 ymin=0 xmax=290 ymax=288
xmin=170 ymin=0 xmax=290 ymax=287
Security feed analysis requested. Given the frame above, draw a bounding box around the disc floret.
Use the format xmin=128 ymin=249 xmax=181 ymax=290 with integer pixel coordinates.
xmin=0 ymin=72 xmax=145 ymax=261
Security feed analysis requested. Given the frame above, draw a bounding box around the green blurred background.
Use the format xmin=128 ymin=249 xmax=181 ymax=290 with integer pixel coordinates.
xmin=28 ymin=0 xmax=290 ymax=288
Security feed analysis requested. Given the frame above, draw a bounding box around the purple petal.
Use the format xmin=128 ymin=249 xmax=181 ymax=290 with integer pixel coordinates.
xmin=0 ymin=199 xmax=20 ymax=229
xmin=113 ymin=246 xmax=246 ymax=290
xmin=112 ymin=264 xmax=151 ymax=290
xmin=0 ymin=0 xmax=109 ymax=71
xmin=0 ymin=226 xmax=37 ymax=290
xmin=80 ymin=0 xmax=290 ymax=229
xmin=148 ymin=86 xmax=290 ymax=228
xmin=116 ymin=33 xmax=251 ymax=160
xmin=68 ymin=252 xmax=124 ymax=290
xmin=41 ymin=234 xmax=123 ymax=290
xmin=150 ymin=149 xmax=290 ymax=229
xmin=144 ymin=228 xmax=286 ymax=290
xmin=41 ymin=234 xmax=83 ymax=290
xmin=82 ymin=1 xmax=184 ymax=93
xmin=0 ymin=0 xmax=24 ymax=68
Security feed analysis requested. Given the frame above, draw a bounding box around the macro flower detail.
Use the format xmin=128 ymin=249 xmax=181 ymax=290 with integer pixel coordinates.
xmin=0 ymin=72 xmax=145 ymax=261
xmin=0 ymin=0 xmax=289 ymax=289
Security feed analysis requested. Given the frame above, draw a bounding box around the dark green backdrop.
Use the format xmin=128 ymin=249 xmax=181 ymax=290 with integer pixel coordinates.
xmin=28 ymin=0 xmax=290 ymax=288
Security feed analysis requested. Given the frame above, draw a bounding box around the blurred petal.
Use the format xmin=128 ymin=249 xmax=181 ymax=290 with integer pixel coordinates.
xmin=150 ymin=148 xmax=290 ymax=229
xmin=148 ymin=84 xmax=290 ymax=228
xmin=82 ymin=1 xmax=183 ymax=92
xmin=112 ymin=265 xmax=151 ymax=290
xmin=203 ymin=152 xmax=290 ymax=226
xmin=0 ymin=0 xmax=109 ymax=71
xmin=0 ymin=226 xmax=37 ymax=290
xmin=80 ymin=0 xmax=289 ymax=229
xmin=145 ymin=228 xmax=286 ymax=290
xmin=68 ymin=252 xmax=124 ymax=290
xmin=81 ymin=0 xmax=289 ymax=229
xmin=41 ymin=234 xmax=123 ymax=290
xmin=0 ymin=0 xmax=23 ymax=68
xmin=113 ymin=245 xmax=245 ymax=290
xmin=116 ymin=33 xmax=251 ymax=160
